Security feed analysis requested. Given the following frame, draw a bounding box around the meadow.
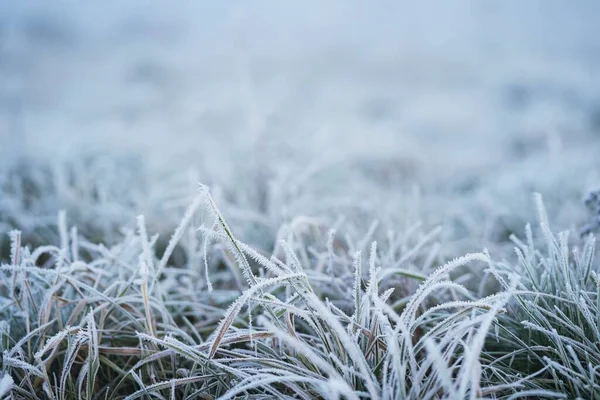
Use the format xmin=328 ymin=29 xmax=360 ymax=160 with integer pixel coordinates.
xmin=1 ymin=2 xmax=600 ymax=399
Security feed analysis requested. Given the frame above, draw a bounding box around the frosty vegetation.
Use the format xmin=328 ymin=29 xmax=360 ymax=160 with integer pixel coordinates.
xmin=2 ymin=2 xmax=600 ymax=399
xmin=2 ymin=172 xmax=600 ymax=398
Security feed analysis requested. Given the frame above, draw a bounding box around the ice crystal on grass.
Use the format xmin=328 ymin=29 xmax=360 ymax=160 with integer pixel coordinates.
xmin=483 ymin=194 xmax=600 ymax=398
xmin=2 ymin=184 xmax=532 ymax=399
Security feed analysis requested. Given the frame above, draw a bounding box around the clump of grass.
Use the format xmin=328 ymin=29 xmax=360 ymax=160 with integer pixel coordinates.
xmin=0 ymin=185 xmax=495 ymax=398
xmin=483 ymin=194 xmax=600 ymax=399
xmin=0 ymin=188 xmax=235 ymax=398
xmin=2 ymin=185 xmax=596 ymax=399
xmin=0 ymin=153 xmax=150 ymax=260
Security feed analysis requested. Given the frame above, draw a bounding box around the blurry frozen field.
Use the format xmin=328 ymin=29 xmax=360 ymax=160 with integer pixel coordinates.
xmin=1 ymin=1 xmax=600 ymax=255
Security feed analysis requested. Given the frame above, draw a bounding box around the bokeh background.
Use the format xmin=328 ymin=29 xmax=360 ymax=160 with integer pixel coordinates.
xmin=1 ymin=0 xmax=600 ymax=259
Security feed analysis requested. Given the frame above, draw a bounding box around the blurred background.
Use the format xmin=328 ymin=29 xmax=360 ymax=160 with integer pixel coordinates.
xmin=1 ymin=0 xmax=600 ymax=257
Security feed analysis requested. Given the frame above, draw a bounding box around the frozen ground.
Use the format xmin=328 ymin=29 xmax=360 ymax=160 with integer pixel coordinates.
xmin=2 ymin=5 xmax=600 ymax=214
xmin=1 ymin=2 xmax=599 ymax=247
xmin=1 ymin=2 xmax=600 ymax=398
